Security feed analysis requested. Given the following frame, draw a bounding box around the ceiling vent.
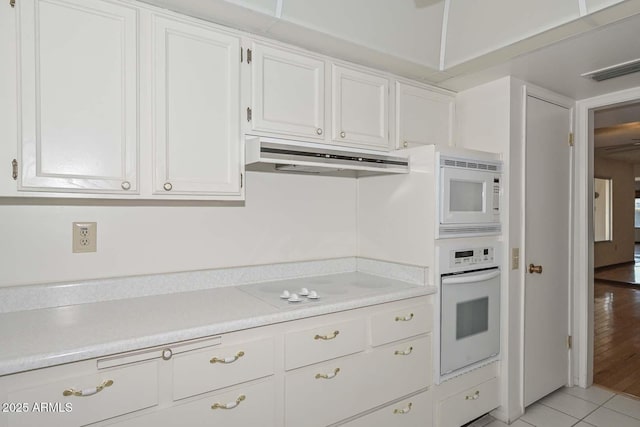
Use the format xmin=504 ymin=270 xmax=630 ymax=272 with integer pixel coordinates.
xmin=582 ymin=58 xmax=640 ymax=82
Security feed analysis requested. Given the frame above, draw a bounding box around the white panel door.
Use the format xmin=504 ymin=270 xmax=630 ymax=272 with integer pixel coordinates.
xmin=251 ymin=43 xmax=325 ymax=140
xmin=18 ymin=0 xmax=138 ymax=193
xmin=524 ymin=95 xmax=572 ymax=406
xmin=396 ymin=82 xmax=454 ymax=148
xmin=153 ymin=16 xmax=241 ymax=196
xmin=332 ymin=65 xmax=389 ymax=150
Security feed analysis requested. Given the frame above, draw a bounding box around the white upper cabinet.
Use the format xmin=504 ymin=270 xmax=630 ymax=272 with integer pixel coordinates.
xmin=152 ymin=15 xmax=242 ymax=197
xmin=250 ymin=43 xmax=325 ymax=140
xmin=332 ymin=65 xmax=390 ymax=150
xmin=396 ymin=82 xmax=455 ymax=148
xmin=18 ymin=0 xmax=138 ymax=193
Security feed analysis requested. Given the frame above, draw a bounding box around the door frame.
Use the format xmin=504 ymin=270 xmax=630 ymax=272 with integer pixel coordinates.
xmin=574 ymin=85 xmax=640 ymax=388
xmin=520 ymin=85 xmax=576 ymax=405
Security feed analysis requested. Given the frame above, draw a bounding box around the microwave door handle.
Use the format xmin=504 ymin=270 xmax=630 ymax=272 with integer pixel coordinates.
xmin=442 ymin=270 xmax=501 ymax=285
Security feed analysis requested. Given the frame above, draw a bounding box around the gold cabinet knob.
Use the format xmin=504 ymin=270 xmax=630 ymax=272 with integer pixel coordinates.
xmin=528 ymin=264 xmax=543 ymax=274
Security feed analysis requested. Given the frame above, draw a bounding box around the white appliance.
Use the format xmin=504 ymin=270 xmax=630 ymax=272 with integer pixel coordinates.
xmin=438 ymin=152 xmax=502 ymax=238
xmin=245 ymin=136 xmax=409 ymax=176
xmin=438 ymin=241 xmax=501 ymax=380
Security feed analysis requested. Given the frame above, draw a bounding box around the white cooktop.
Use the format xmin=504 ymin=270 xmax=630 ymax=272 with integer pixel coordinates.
xmin=238 ymin=271 xmax=417 ymax=309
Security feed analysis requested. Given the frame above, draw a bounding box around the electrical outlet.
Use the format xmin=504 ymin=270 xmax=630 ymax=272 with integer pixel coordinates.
xmin=73 ymin=222 xmax=97 ymax=253
xmin=511 ymin=247 xmax=520 ymax=270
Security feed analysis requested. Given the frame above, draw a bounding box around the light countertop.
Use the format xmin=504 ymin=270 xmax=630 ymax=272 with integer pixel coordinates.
xmin=0 ymin=272 xmax=435 ymax=376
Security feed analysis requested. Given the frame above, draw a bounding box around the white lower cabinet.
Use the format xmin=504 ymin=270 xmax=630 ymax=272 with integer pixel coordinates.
xmin=340 ymin=389 xmax=433 ymax=427
xmin=285 ymin=335 xmax=430 ymax=427
xmin=437 ymin=377 xmax=499 ymax=427
xmin=109 ymin=379 xmax=276 ymax=427
xmin=172 ymin=337 xmax=274 ymax=400
xmin=6 ymin=361 xmax=158 ymax=427
xmin=0 ymin=296 xmax=436 ymax=427
xmin=435 ymin=363 xmax=500 ymax=427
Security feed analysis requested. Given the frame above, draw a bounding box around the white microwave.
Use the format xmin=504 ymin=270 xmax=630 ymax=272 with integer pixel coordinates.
xmin=438 ymin=154 xmax=502 ymax=238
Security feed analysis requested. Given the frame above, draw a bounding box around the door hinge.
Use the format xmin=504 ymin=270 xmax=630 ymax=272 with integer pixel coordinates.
xmin=10 ymin=0 xmax=15 ymax=8
xmin=567 ymin=335 xmax=572 ymax=350
xmin=568 ymin=132 xmax=574 ymax=147
xmin=246 ymin=107 xmax=252 ymax=122
xmin=246 ymin=48 xmax=252 ymax=64
xmin=11 ymin=159 xmax=17 ymax=180
xmin=240 ymin=173 xmax=243 ymax=188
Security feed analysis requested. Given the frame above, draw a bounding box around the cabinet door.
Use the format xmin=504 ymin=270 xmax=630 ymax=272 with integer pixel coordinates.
xmin=153 ymin=16 xmax=241 ymax=196
xmin=396 ymin=81 xmax=454 ymax=148
xmin=109 ymin=379 xmax=276 ymax=427
xmin=18 ymin=0 xmax=138 ymax=193
xmin=251 ymin=43 xmax=325 ymax=140
xmin=332 ymin=65 xmax=389 ymax=150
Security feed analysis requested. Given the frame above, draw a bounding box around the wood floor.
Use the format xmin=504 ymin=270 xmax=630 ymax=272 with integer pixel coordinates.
xmin=594 ymin=280 xmax=640 ymax=397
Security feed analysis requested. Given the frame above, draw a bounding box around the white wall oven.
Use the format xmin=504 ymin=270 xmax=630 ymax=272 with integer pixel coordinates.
xmin=438 ymin=153 xmax=502 ymax=238
xmin=439 ymin=242 xmax=501 ymax=380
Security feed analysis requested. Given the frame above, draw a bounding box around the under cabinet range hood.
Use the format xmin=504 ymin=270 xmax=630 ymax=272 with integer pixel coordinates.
xmin=245 ymin=136 xmax=409 ymax=177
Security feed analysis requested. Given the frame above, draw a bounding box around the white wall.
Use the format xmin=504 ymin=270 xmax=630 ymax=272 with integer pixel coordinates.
xmin=456 ymin=76 xmax=524 ymax=423
xmin=0 ymin=172 xmax=357 ymax=287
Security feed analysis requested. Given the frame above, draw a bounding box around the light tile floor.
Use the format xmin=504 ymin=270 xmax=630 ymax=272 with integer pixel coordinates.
xmin=466 ymin=385 xmax=640 ymax=426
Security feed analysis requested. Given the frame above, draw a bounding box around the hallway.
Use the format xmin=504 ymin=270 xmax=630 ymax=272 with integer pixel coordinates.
xmin=594 ymin=244 xmax=640 ymax=398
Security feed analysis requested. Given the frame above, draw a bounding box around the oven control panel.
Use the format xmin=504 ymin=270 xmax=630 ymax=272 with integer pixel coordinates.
xmin=449 ymin=247 xmax=495 ymax=268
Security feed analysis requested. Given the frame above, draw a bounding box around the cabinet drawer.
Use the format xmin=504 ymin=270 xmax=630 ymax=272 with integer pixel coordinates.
xmin=285 ymin=318 xmax=366 ymax=370
xmin=340 ymin=389 xmax=433 ymax=427
xmin=371 ymin=303 xmax=432 ymax=346
xmin=173 ymin=337 xmax=274 ymax=400
xmin=110 ymin=378 xmax=276 ymax=427
xmin=286 ymin=335 xmax=430 ymax=427
xmin=437 ymin=377 xmax=499 ymax=427
xmin=7 ymin=361 xmax=158 ymax=427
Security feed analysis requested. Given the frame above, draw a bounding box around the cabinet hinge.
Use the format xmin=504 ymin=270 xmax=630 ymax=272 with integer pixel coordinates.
xmin=240 ymin=47 xmax=243 ymax=63
xmin=567 ymin=335 xmax=572 ymax=350
xmin=568 ymin=132 xmax=574 ymax=147
xmin=11 ymin=158 xmax=17 ymax=180
xmin=246 ymin=48 xmax=252 ymax=64
xmin=240 ymin=173 xmax=243 ymax=188
xmin=246 ymin=107 xmax=252 ymax=122
xmin=9 ymin=0 xmax=15 ymax=8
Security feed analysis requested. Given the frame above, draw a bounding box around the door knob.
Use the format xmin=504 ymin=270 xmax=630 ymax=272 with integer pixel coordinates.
xmin=528 ymin=264 xmax=543 ymax=274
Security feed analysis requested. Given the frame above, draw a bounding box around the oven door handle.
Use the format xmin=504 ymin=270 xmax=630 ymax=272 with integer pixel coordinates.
xmin=442 ymin=269 xmax=500 ymax=285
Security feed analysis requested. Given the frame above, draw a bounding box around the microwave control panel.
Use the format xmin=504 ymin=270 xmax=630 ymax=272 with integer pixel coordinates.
xmin=449 ymin=247 xmax=495 ymax=268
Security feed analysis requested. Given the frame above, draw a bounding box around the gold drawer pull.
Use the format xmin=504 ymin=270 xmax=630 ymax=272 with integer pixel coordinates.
xmin=210 ymin=351 xmax=245 ymax=364
xmin=465 ymin=390 xmax=480 ymax=400
xmin=315 ymin=368 xmax=340 ymax=380
xmin=63 ymin=379 xmax=113 ymax=397
xmin=394 ymin=346 xmax=413 ymax=356
xmin=393 ymin=402 xmax=412 ymax=414
xmin=211 ymin=394 xmax=245 ymax=410
xmin=314 ymin=330 xmax=339 ymax=340
xmin=395 ymin=313 xmax=414 ymax=322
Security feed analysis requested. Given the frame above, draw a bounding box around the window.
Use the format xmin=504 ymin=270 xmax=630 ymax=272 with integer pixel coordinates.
xmin=594 ymin=178 xmax=612 ymax=242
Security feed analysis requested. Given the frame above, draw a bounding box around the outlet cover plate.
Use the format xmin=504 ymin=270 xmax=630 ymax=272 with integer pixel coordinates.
xmin=73 ymin=222 xmax=97 ymax=253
